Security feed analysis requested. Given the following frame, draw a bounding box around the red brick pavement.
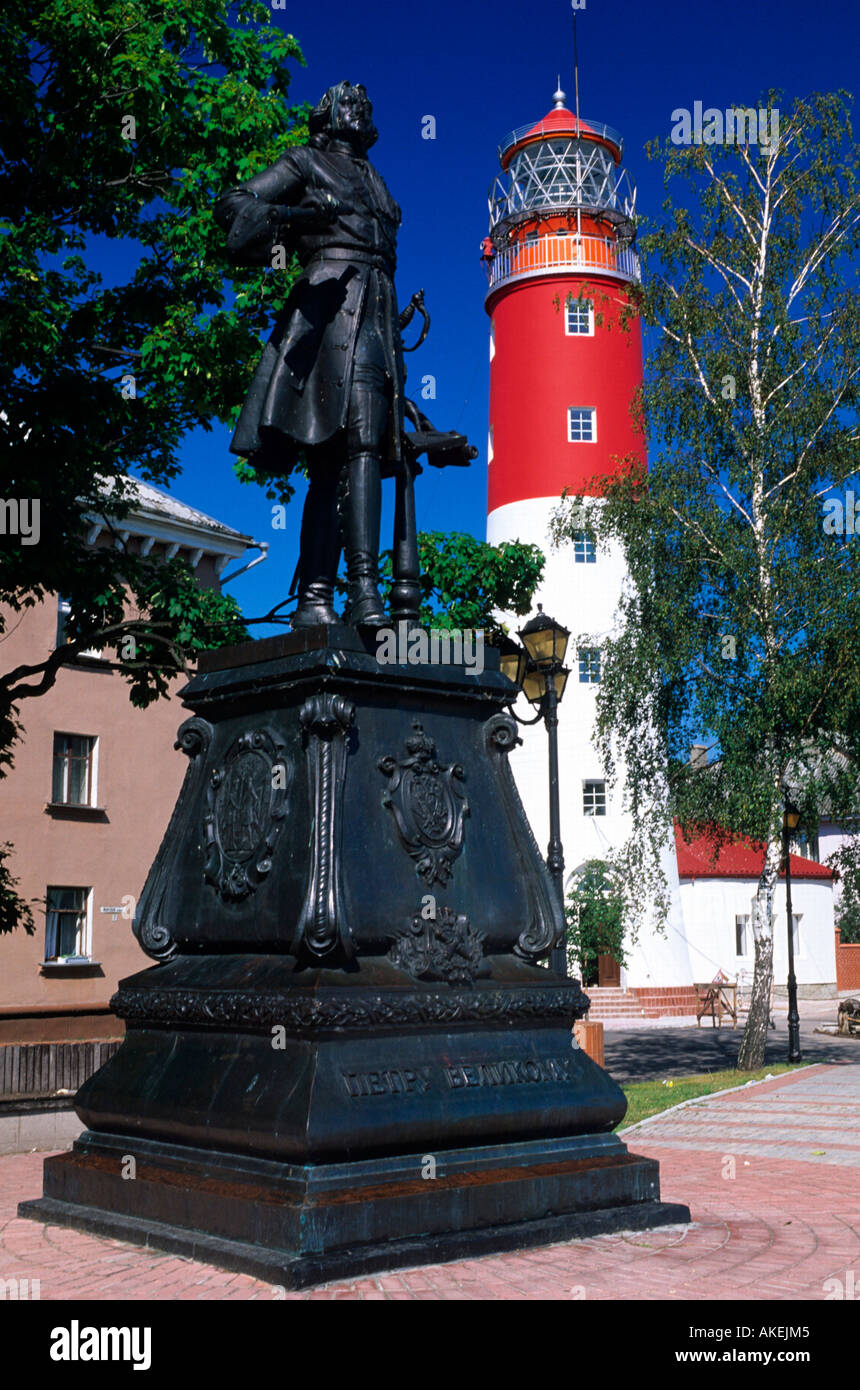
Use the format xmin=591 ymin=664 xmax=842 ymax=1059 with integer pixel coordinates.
xmin=2 ymin=1063 xmax=858 ymax=1301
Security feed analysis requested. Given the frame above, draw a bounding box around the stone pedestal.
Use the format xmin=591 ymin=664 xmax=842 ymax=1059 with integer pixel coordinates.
xmin=19 ymin=628 xmax=688 ymax=1285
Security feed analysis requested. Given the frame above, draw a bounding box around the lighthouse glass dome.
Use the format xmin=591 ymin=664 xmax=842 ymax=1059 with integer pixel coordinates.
xmin=490 ymin=135 xmax=628 ymax=229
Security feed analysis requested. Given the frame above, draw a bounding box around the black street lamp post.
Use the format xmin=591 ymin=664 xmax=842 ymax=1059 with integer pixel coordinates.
xmin=782 ymin=788 xmax=803 ymax=1063
xmin=499 ymin=607 xmax=570 ymax=977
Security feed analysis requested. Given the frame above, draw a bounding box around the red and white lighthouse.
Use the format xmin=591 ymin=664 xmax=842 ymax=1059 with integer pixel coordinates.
xmin=484 ymin=86 xmax=692 ymax=995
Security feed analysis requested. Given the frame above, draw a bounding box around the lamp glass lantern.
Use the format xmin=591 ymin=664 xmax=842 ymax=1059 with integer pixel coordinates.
xmin=518 ymin=606 xmax=570 ymax=669
xmin=523 ymin=665 xmax=570 ymax=707
xmin=783 ymin=797 xmax=801 ymax=834
xmin=498 ymin=635 xmax=527 ymax=689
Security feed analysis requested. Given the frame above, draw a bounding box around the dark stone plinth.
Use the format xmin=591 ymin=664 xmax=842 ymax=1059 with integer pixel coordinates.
xmin=18 ymin=633 xmax=690 ymax=1282
xmin=70 ymin=955 xmax=622 ymax=1161
xmin=22 ymin=1130 xmax=688 ymax=1289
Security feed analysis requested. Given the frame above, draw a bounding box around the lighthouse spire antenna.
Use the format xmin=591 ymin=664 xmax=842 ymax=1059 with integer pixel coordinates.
xmin=572 ymin=4 xmax=582 ymax=242
xmin=573 ymin=8 xmax=580 ymax=127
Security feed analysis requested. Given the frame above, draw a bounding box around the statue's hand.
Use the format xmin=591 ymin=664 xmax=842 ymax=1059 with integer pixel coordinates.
xmin=301 ymin=191 xmax=341 ymax=224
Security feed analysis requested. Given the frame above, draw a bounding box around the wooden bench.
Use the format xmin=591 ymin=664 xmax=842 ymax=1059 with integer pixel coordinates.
xmin=694 ymin=980 xmax=738 ymax=1029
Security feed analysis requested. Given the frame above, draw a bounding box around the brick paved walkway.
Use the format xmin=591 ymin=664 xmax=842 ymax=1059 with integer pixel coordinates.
xmin=2 ymin=1063 xmax=858 ymax=1300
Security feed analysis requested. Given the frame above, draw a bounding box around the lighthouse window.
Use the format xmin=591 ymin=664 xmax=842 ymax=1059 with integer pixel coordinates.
xmin=572 ymin=532 xmax=596 ymax=563
xmin=565 ymin=299 xmax=594 ymax=336
xmin=583 ymin=780 xmax=606 ymax=816
xmin=568 ymin=407 xmax=596 ymax=442
xmin=578 ymin=648 xmax=601 ymax=683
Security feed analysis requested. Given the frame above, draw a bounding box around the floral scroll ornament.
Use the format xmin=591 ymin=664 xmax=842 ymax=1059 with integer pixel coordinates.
xmin=377 ymin=720 xmax=468 ymax=885
xmin=389 ymin=907 xmax=487 ymax=987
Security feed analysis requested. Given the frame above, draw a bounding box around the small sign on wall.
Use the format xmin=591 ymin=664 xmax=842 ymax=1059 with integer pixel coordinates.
xmin=99 ymin=897 xmax=135 ymax=920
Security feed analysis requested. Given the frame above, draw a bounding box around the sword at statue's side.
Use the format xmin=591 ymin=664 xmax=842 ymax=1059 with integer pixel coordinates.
xmin=391 ymin=291 xmax=478 ymax=624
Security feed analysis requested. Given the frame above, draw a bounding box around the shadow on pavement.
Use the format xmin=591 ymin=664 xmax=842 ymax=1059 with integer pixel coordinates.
xmin=603 ymin=1017 xmax=858 ymax=1084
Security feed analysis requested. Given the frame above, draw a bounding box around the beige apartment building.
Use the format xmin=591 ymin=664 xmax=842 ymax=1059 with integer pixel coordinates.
xmin=0 ymin=479 xmax=260 ymax=1043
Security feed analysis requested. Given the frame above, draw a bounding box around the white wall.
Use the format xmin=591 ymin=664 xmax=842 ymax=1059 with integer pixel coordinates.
xmin=488 ymin=494 xmax=692 ymax=984
xmin=678 ymin=876 xmax=836 ymax=992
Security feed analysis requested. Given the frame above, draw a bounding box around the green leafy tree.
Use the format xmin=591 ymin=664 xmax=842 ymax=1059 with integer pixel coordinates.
xmin=0 ymin=0 xmax=309 ymax=927
xmin=392 ymin=532 xmax=545 ymax=641
xmin=552 ymin=92 xmax=860 ymax=1067
xmin=829 ymin=842 xmax=860 ymax=944
xmin=332 ymin=531 xmax=545 ymax=640
xmin=564 ymin=859 xmax=627 ymax=983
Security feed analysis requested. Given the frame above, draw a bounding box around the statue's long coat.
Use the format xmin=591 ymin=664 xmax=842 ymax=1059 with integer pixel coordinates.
xmin=215 ymin=143 xmax=406 ymax=471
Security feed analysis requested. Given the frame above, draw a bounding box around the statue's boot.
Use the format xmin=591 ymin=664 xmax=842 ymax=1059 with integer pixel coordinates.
xmin=342 ymin=451 xmax=387 ymax=627
xmin=291 ymin=475 xmax=340 ymax=629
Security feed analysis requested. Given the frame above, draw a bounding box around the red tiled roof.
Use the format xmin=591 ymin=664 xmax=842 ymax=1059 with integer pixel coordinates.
xmin=674 ymin=824 xmax=834 ymax=881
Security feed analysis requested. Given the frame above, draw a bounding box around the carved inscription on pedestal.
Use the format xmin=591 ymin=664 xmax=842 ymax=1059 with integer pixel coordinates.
xmin=340 ymin=1057 xmax=575 ymax=1098
xmin=342 ymin=1067 xmax=432 ymax=1098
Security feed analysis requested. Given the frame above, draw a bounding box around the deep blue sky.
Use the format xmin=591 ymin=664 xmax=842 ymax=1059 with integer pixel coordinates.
xmin=149 ymin=0 xmax=858 ymax=629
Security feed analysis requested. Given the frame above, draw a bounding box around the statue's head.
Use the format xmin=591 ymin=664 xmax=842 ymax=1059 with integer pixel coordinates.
xmin=310 ymin=81 xmax=377 ymax=152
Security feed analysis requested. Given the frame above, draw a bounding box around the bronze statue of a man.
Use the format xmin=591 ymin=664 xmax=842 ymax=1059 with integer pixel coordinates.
xmin=216 ymin=81 xmax=421 ymax=628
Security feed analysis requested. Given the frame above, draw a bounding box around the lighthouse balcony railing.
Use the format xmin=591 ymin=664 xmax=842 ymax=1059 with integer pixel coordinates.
xmin=485 ymin=234 xmax=640 ymax=291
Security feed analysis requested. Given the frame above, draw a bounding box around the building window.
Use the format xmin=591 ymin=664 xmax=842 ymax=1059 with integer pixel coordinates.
xmin=583 ymin=780 xmax=606 ymax=816
xmin=45 ymin=887 xmax=90 ymax=961
xmin=487 ymin=424 xmax=494 ymax=464
xmin=791 ymin=829 xmax=819 ymax=862
xmin=791 ymin=914 xmax=801 ymax=957
xmin=56 ymin=596 xmax=72 ymax=647
xmin=578 ymin=647 xmax=601 ymax=683
xmin=735 ymin=914 xmax=750 ymax=955
xmin=568 ymin=407 xmax=596 ymax=442
xmin=565 ymin=298 xmax=594 ymax=336
xmin=572 ymin=531 xmax=596 ymax=564
xmin=56 ymin=595 xmax=102 ymax=659
xmin=489 ymin=319 xmax=495 ymax=361
xmin=52 ymin=733 xmax=97 ymax=805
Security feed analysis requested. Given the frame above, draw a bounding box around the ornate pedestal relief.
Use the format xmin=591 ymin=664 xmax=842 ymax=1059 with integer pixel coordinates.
xmin=378 ymin=721 xmax=468 ymax=885
xmin=204 ymin=729 xmax=290 ymax=900
xmin=292 ymin=693 xmax=356 ymax=963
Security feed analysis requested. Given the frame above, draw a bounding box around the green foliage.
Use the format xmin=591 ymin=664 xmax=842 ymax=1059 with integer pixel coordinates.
xmin=389 ymin=532 xmax=545 ymax=641
xmin=565 ymin=859 xmax=627 ymax=979
xmin=831 ymin=842 xmax=860 ymax=943
xmin=619 ymin=1064 xmax=809 ymax=1130
xmin=0 ymin=843 xmax=35 ymax=937
xmin=0 ymin=0 xmax=306 ymax=669
xmin=0 ymin=0 xmax=303 ymax=926
xmin=333 ymin=532 xmax=545 ymax=638
xmin=551 ymin=92 xmax=860 ymax=1066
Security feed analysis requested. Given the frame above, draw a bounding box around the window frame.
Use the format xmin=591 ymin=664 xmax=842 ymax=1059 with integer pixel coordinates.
xmin=44 ymin=886 xmax=92 ymax=963
xmin=578 ymin=647 xmax=601 ymax=683
xmin=790 ymin=912 xmax=801 ymax=958
xmin=583 ymin=779 xmax=607 ymax=817
xmin=567 ymin=407 xmax=597 ymax=443
xmin=572 ymin=531 xmax=597 ymax=564
xmin=51 ymin=732 xmax=98 ymax=807
xmin=565 ymin=298 xmax=595 ymax=337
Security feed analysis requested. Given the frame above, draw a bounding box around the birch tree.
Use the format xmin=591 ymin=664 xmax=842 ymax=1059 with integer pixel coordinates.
xmin=551 ymin=91 xmax=860 ymax=1068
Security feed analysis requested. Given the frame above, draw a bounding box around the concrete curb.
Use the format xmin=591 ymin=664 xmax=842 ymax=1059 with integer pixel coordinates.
xmin=617 ymin=1062 xmax=818 ymax=1138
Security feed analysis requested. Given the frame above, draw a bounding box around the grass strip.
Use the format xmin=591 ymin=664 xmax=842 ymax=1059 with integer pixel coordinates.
xmin=618 ymin=1062 xmax=811 ymax=1130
